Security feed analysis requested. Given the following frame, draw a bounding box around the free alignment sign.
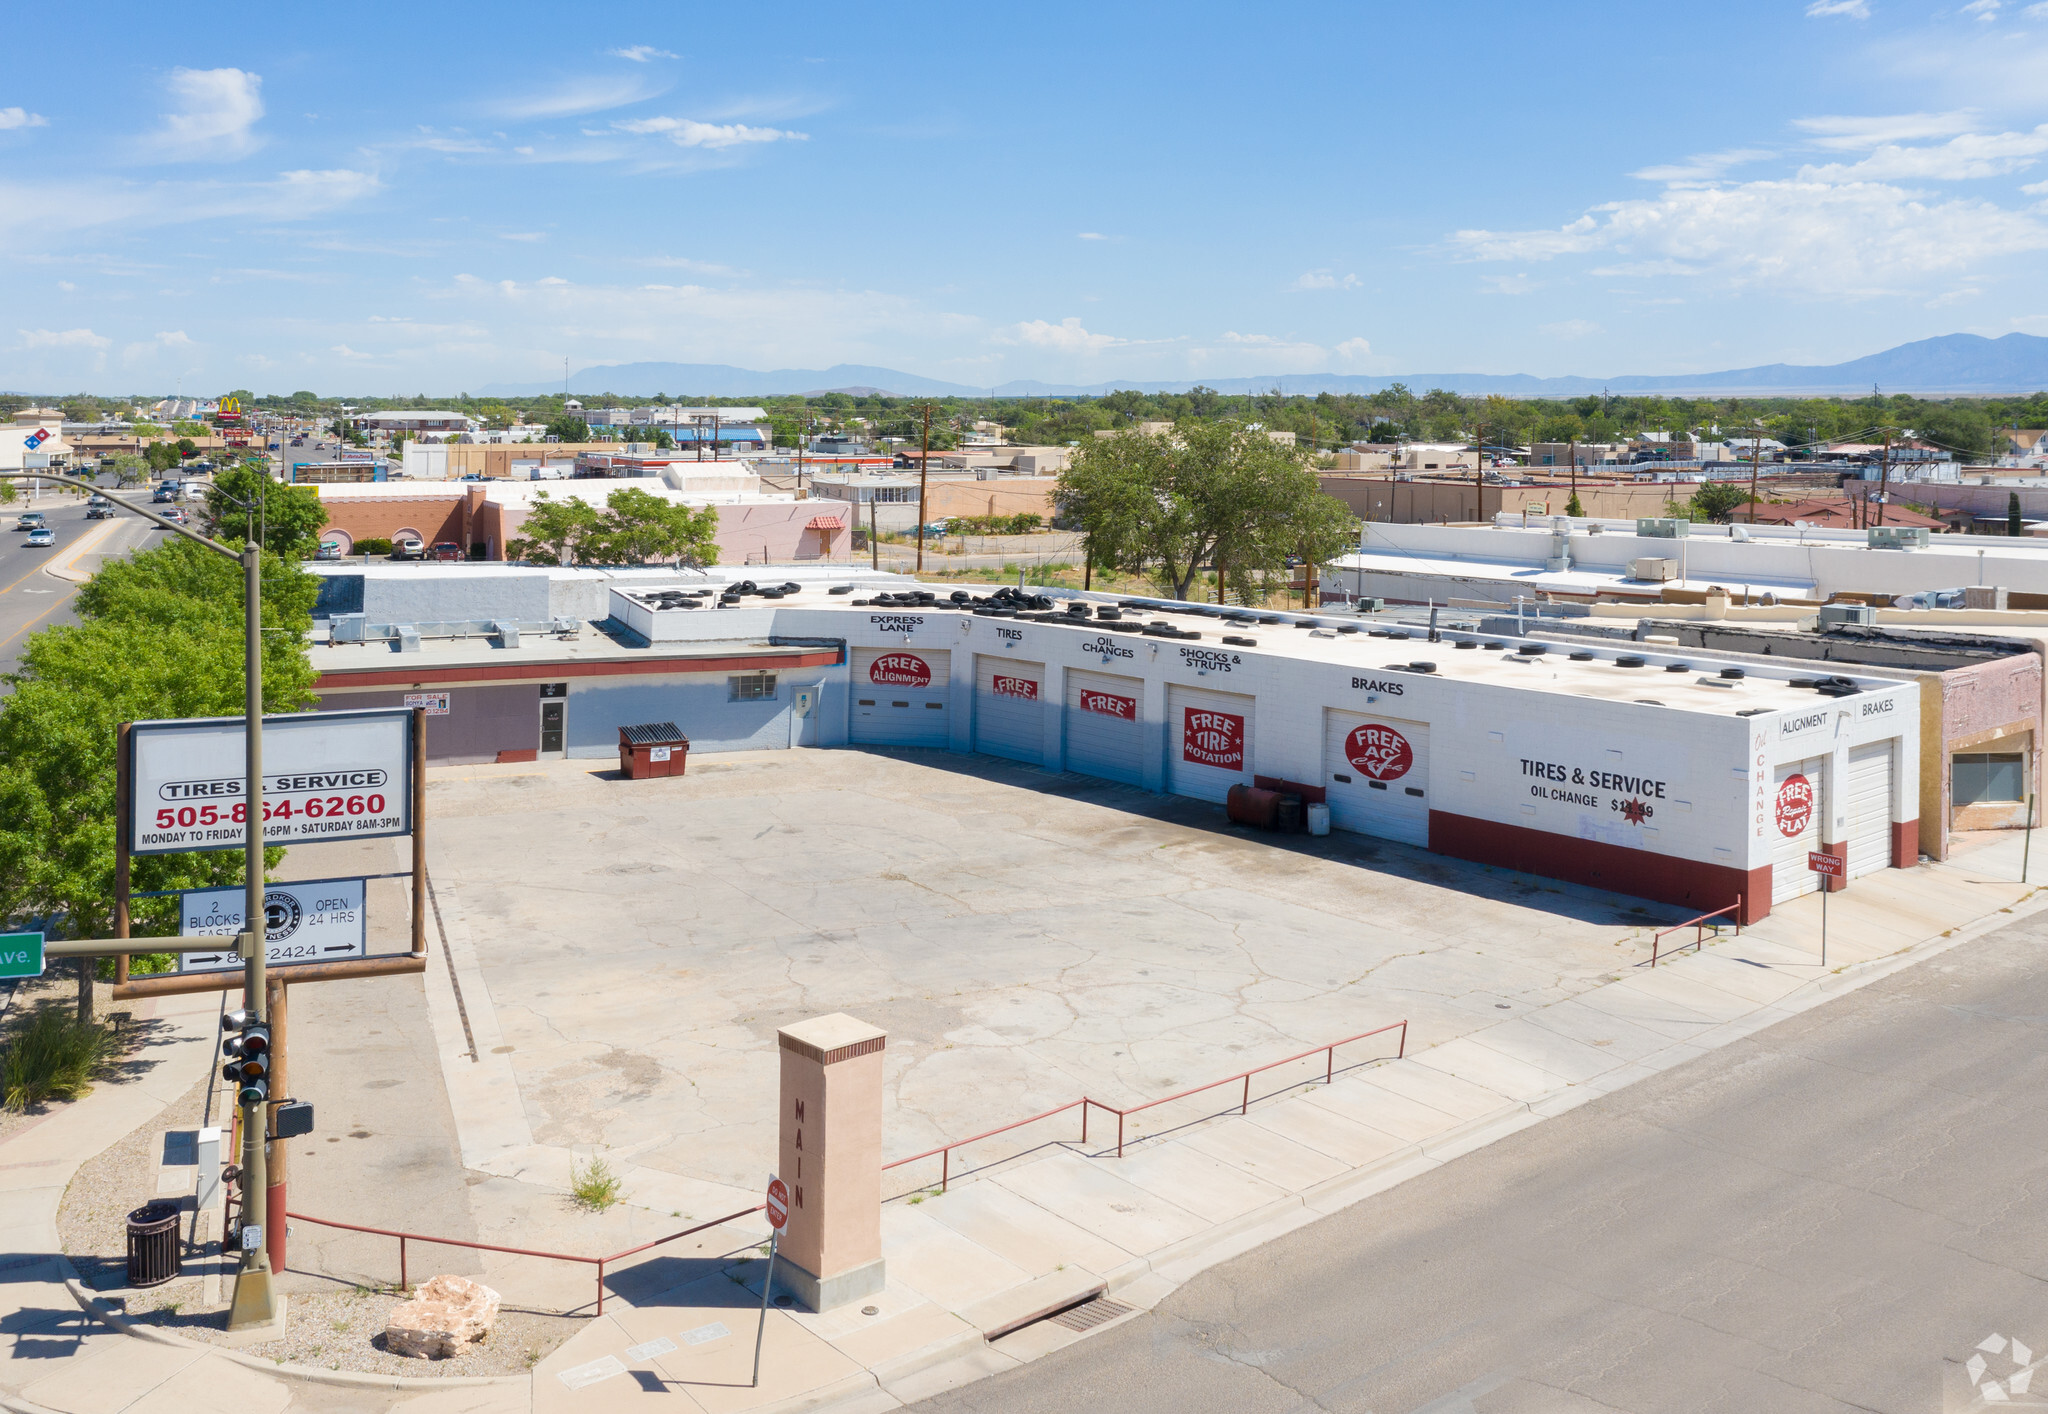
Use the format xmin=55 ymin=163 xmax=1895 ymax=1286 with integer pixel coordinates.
xmin=130 ymin=708 xmax=413 ymax=855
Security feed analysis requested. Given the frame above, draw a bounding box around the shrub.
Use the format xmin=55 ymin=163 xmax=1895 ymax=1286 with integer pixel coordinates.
xmin=354 ymin=537 xmax=393 ymax=556
xmin=569 ymin=1154 xmax=623 ymax=1211
xmin=2 ymin=1005 xmax=116 ymax=1111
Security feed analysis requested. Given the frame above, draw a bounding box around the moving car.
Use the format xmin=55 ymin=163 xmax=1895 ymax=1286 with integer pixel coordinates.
xmin=315 ymin=540 xmax=343 ymax=561
xmin=161 ymin=506 xmax=188 ymax=524
xmin=86 ymin=503 xmax=115 ymax=520
xmin=25 ymin=527 xmax=54 ymax=547
xmin=429 ymin=541 xmax=463 ymax=562
xmin=15 ymin=511 xmax=46 ymax=531
xmin=391 ymin=535 xmax=425 ymax=560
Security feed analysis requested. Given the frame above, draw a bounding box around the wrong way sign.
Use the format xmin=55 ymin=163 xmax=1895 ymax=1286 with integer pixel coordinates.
xmin=1808 ymin=850 xmax=1845 ymax=878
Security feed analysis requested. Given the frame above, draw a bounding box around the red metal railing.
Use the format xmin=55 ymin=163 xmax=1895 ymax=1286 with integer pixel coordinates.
xmin=882 ymin=1021 xmax=1408 ymax=1192
xmin=1647 ymin=896 xmax=1742 ymax=968
xmin=284 ymin=1204 xmax=765 ymax=1315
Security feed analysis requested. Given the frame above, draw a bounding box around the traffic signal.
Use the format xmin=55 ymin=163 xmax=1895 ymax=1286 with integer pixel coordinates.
xmin=221 ymin=1010 xmax=270 ymax=1107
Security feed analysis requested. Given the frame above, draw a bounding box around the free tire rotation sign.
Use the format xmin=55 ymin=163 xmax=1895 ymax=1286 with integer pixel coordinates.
xmin=129 ymin=708 xmax=414 ymax=855
xmin=1182 ymin=709 xmax=1245 ymax=769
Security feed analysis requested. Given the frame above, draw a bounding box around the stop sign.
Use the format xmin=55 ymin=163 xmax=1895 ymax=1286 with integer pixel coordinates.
xmin=765 ymin=1176 xmax=789 ymax=1232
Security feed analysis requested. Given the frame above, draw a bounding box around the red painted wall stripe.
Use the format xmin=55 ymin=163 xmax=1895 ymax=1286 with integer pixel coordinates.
xmin=315 ymin=649 xmax=840 ymax=690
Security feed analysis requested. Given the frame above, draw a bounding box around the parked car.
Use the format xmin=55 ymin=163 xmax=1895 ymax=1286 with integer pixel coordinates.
xmin=24 ymin=527 xmax=54 ymax=548
xmin=15 ymin=512 xmax=46 ymax=530
xmin=391 ymin=536 xmax=425 ymax=560
xmin=429 ymin=541 xmax=463 ymax=562
xmin=315 ymin=540 xmax=343 ymax=561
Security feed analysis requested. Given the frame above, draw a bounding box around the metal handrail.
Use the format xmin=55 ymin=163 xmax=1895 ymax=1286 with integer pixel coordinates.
xmin=285 ymin=1203 xmax=765 ymax=1315
xmin=882 ymin=1020 xmax=1408 ymax=1191
xmin=1647 ymin=896 xmax=1742 ymax=967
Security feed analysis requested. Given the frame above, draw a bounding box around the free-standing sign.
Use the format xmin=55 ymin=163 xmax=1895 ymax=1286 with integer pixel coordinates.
xmin=1182 ymin=709 xmax=1245 ymax=769
xmin=130 ymin=708 xmax=412 ymax=855
xmin=1344 ymin=723 xmax=1413 ymax=781
xmin=1808 ymin=850 xmax=1844 ymax=878
xmin=1776 ymin=774 xmax=1815 ymax=837
xmin=765 ymin=1176 xmax=789 ymax=1232
xmin=176 ymin=879 xmax=369 ymax=974
xmin=403 ymin=692 xmax=449 ymax=716
xmin=0 ymin=932 xmax=44 ymax=980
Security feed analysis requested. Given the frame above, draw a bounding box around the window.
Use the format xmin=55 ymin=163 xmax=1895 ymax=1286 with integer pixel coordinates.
xmin=1953 ymin=752 xmax=2025 ymax=805
xmin=729 ymin=672 xmax=778 ymax=702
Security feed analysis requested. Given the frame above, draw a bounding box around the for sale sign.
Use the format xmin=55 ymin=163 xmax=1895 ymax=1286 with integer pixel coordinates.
xmin=130 ymin=708 xmax=413 ymax=855
xmin=1182 ymin=708 xmax=1245 ymax=769
xmin=991 ymin=675 xmax=1038 ymax=700
xmin=869 ymin=653 xmax=931 ymax=687
xmin=1078 ymin=689 xmax=1137 ymax=720
xmin=1775 ymin=773 xmax=1815 ymax=838
xmin=403 ymin=692 xmax=449 ymax=716
xmin=1345 ymin=723 xmax=1414 ymax=782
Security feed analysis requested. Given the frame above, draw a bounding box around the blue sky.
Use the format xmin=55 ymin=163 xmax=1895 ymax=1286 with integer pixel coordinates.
xmin=6 ymin=0 xmax=2048 ymax=394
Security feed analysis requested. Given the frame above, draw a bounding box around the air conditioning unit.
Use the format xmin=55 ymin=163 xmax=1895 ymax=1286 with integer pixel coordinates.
xmin=1631 ymin=557 xmax=1679 ymax=582
xmin=1868 ymin=526 xmax=1930 ymax=550
xmin=1636 ymin=517 xmax=1691 ymax=538
xmin=1817 ymin=603 xmax=1876 ymax=628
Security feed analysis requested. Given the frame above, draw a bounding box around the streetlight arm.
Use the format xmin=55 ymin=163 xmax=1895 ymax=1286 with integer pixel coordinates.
xmin=0 ymin=471 xmax=243 ymax=561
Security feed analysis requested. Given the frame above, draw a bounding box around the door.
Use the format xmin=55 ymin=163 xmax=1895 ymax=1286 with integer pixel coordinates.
xmin=1167 ymin=684 xmax=1255 ymax=803
xmin=850 ymin=647 xmax=951 ymax=747
xmin=974 ymin=654 xmax=1045 ymax=764
xmin=1322 ymin=709 xmax=1430 ymax=846
xmin=1063 ymin=669 xmax=1146 ymax=787
xmin=1845 ymin=741 xmax=1893 ymax=879
xmin=539 ymin=700 xmax=565 ymax=759
xmin=1770 ymin=755 xmax=1826 ymax=904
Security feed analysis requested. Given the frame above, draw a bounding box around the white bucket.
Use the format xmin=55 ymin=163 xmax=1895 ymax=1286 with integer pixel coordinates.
xmin=1306 ymin=801 xmax=1331 ymax=837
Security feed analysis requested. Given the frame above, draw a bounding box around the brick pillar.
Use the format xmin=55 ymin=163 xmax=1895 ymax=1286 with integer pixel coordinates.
xmin=775 ymin=1014 xmax=887 ymax=1311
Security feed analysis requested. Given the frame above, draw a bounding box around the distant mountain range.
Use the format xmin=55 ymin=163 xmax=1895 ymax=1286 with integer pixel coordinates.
xmin=474 ymin=333 xmax=2048 ymax=401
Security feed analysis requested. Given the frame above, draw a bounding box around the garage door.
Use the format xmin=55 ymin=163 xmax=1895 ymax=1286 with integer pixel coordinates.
xmin=1770 ymin=756 xmax=1826 ymax=904
xmin=1322 ymin=709 xmax=1430 ymax=846
xmin=1845 ymin=741 xmax=1893 ymax=879
xmin=974 ymin=654 xmax=1045 ymax=764
xmin=851 ymin=647 xmax=952 ymax=748
xmin=1064 ymin=669 xmax=1146 ymax=787
xmin=1167 ymin=685 xmax=1254 ymax=803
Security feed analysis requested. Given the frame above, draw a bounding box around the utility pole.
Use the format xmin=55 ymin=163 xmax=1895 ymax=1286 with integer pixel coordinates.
xmin=913 ymin=402 xmax=934 ymax=573
xmin=1876 ymin=430 xmax=1892 ymax=527
xmin=1748 ymin=427 xmax=1762 ymax=523
xmin=1568 ymin=437 xmax=1578 ymax=512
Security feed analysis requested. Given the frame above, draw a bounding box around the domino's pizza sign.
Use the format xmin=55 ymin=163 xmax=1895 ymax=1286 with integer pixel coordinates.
xmin=23 ymin=428 xmax=50 ymax=450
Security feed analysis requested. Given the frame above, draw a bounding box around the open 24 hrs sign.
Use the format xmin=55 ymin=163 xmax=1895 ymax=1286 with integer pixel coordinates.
xmin=129 ymin=708 xmax=414 ymax=855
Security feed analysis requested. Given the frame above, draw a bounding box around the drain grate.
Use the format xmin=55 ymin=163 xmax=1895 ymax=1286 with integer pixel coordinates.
xmin=1047 ymin=1296 xmax=1134 ymax=1333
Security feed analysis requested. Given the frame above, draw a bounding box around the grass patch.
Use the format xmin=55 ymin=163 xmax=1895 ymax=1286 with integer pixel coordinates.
xmin=2 ymin=1004 xmax=117 ymax=1111
xmin=569 ymin=1154 xmax=623 ymax=1212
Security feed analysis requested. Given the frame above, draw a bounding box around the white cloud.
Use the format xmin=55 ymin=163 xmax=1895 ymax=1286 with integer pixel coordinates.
xmin=484 ymin=75 xmax=666 ymax=120
xmin=0 ymin=106 xmax=47 ymax=130
xmin=121 ymin=330 xmax=196 ymax=363
xmin=1291 ymin=269 xmax=1361 ymax=290
xmin=639 ymin=255 xmax=746 ymax=276
xmin=141 ymin=68 xmax=264 ymax=161
xmin=1003 ymin=317 xmax=1131 ymax=352
xmin=500 ymin=231 xmax=547 ymax=242
xmin=1479 ymin=272 xmax=1540 ymax=294
xmin=1452 ymin=177 xmax=2048 ymax=295
xmin=1540 ymin=319 xmax=1603 ymax=339
xmin=1334 ymin=338 xmax=1376 ymax=369
xmin=17 ymin=328 xmax=109 ymax=350
xmin=1631 ymin=148 xmax=1773 ymax=183
xmin=331 ymin=344 xmax=375 ymax=360
xmin=0 ymin=168 xmax=378 ymax=249
xmin=1792 ymin=111 xmax=1976 ymax=150
xmin=1805 ymin=0 xmax=1870 ymax=16
xmin=1797 ymin=125 xmax=2048 ymax=180
xmin=609 ymin=116 xmax=805 ymax=148
xmin=2024 ymin=178 xmax=2048 ymax=193
xmin=2027 ymin=1 xmax=2048 ymax=16
xmin=608 ymin=45 xmax=678 ymax=61
xmin=1963 ymin=0 xmax=2001 ymax=18
xmin=1077 ymin=231 xmax=1108 ymax=240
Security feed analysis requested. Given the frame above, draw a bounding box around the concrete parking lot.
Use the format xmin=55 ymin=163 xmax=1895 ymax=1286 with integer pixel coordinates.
xmin=420 ymin=746 xmax=1686 ymax=1222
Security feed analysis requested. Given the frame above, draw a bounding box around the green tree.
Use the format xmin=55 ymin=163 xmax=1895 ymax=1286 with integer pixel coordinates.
xmin=506 ymin=493 xmax=603 ymax=565
xmin=1688 ymin=481 xmax=1750 ymax=523
xmin=544 ymin=414 xmax=588 ymax=443
xmin=0 ymin=540 xmax=319 ymax=948
xmin=1059 ymin=421 xmax=1354 ymax=601
xmin=174 ymin=438 xmax=198 ymax=461
xmin=1565 ymin=492 xmax=1585 ymax=517
xmin=2010 ymin=491 xmax=2023 ymax=538
xmin=144 ymin=442 xmax=180 ymax=474
xmin=106 ymin=454 xmax=148 ymax=489
xmin=586 ymin=488 xmax=720 ymax=565
xmin=203 ymin=465 xmax=329 ymax=560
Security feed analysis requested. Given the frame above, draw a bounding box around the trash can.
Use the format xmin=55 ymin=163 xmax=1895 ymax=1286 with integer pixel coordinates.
xmin=1306 ymin=801 xmax=1331 ymax=837
xmin=618 ymin=722 xmax=689 ymax=780
xmin=126 ymin=1201 xmax=182 ymax=1288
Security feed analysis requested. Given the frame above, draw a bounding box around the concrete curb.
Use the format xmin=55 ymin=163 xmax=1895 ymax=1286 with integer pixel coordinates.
xmin=41 ymin=516 xmax=122 ymax=585
xmin=62 ymin=1278 xmax=528 ymax=1392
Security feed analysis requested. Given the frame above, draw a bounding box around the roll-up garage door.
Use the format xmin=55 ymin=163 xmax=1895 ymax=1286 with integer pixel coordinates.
xmin=850 ymin=647 xmax=951 ymax=747
xmin=974 ymin=654 xmax=1045 ymax=764
xmin=1845 ymin=741 xmax=1893 ymax=879
xmin=1322 ymin=709 xmax=1430 ymax=846
xmin=1770 ymin=756 xmax=1825 ymax=904
xmin=1064 ymin=669 xmax=1146 ymax=787
xmin=1167 ymin=684 xmax=1254 ymax=803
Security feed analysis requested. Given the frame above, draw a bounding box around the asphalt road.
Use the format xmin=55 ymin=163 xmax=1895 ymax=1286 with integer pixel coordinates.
xmin=914 ymin=909 xmax=2048 ymax=1413
xmin=0 ymin=482 xmax=164 ymax=680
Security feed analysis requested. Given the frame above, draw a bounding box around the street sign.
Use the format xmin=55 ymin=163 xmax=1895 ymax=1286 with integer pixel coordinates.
xmin=130 ymin=707 xmax=413 ymax=856
xmin=0 ymin=932 xmax=45 ymax=980
xmin=177 ymin=879 xmax=368 ymax=974
xmin=1808 ymin=850 xmax=1845 ymax=878
xmin=765 ymin=1176 xmax=789 ymax=1232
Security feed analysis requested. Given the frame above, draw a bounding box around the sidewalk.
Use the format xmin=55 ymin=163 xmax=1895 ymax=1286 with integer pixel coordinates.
xmin=4 ymin=833 xmax=2038 ymax=1413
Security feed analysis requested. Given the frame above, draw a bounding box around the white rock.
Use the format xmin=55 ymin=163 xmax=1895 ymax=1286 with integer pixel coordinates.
xmin=385 ymin=1274 xmax=501 ymax=1358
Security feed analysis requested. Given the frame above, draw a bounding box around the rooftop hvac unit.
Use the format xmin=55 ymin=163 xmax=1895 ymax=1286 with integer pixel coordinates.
xmin=1631 ymin=557 xmax=1679 ymax=582
xmin=1868 ymin=526 xmax=1930 ymax=550
xmin=1636 ymin=517 xmax=1691 ymax=538
xmin=1817 ymin=603 xmax=1876 ymax=628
